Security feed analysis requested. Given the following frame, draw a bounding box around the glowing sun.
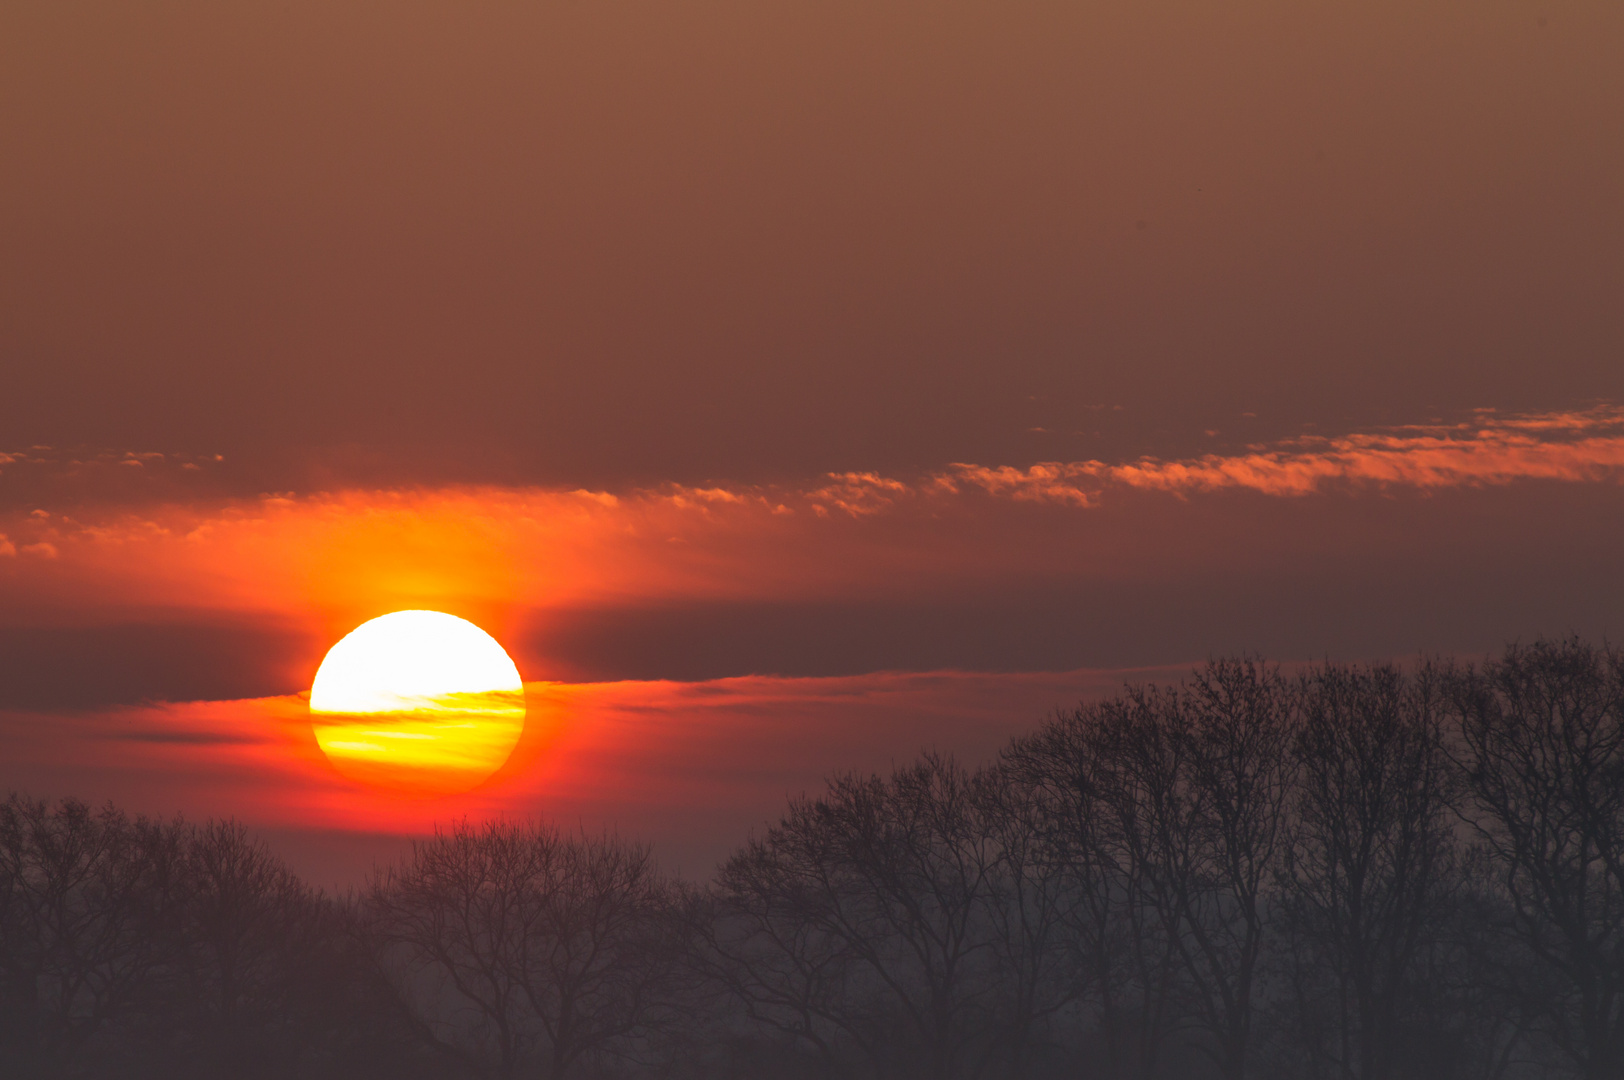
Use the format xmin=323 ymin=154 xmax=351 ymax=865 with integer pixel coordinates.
xmin=309 ymin=611 xmax=525 ymax=795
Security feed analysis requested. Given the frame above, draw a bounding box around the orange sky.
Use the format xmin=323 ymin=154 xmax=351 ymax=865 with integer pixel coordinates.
xmin=4 ymin=406 xmax=1624 ymax=880
xmin=2 ymin=0 xmax=1622 ymax=878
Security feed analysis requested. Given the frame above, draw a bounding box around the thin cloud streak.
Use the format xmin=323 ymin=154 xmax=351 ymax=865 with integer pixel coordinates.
xmin=5 ymin=408 xmax=1620 ymax=537
xmin=9 ymin=407 xmax=1621 ymax=523
xmin=936 ymin=405 xmax=1624 ymax=507
xmin=590 ymin=405 xmax=1624 ymax=513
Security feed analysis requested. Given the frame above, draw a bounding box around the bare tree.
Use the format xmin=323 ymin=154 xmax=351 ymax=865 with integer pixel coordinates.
xmin=1004 ymin=699 xmax=1181 ymax=1080
xmin=974 ymin=762 xmax=1088 ymax=1077
xmin=1448 ymin=639 xmax=1624 ymax=1080
xmin=708 ymin=755 xmax=1006 ymax=1080
xmin=366 ymin=818 xmax=683 ymax=1080
xmin=171 ymin=820 xmax=350 ymax=1077
xmin=0 ymin=795 xmax=183 ymax=1074
xmin=1277 ymin=662 xmax=1461 ymax=1080
xmin=1097 ymin=661 xmax=1296 ymax=1080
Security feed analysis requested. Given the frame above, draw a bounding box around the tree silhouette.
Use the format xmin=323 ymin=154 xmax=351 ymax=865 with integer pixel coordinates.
xmin=1276 ymin=662 xmax=1460 ymax=1080
xmin=0 ymin=796 xmax=182 ymax=1075
xmin=1450 ymin=639 xmax=1624 ymax=1080
xmin=709 ymin=754 xmax=1008 ymax=1080
xmin=1004 ymin=697 xmax=1181 ymax=1080
xmin=366 ymin=818 xmax=684 ymax=1080
xmin=1093 ymin=661 xmax=1295 ymax=1080
xmin=15 ymin=640 xmax=1624 ymax=1079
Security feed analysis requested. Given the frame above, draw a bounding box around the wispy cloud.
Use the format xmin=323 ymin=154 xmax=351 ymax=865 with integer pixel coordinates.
xmin=622 ymin=406 xmax=1624 ymax=515
xmin=7 ymin=408 xmax=1621 ymax=530
xmin=932 ymin=405 xmax=1624 ymax=507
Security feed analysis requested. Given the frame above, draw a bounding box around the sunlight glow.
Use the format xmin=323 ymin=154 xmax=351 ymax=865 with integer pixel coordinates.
xmin=309 ymin=611 xmax=525 ymax=796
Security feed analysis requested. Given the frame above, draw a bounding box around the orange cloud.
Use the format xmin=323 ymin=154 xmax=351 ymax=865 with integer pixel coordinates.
xmin=938 ymin=405 xmax=1624 ymax=505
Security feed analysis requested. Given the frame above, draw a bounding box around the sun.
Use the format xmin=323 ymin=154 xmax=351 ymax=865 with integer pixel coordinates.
xmin=309 ymin=610 xmax=525 ymax=795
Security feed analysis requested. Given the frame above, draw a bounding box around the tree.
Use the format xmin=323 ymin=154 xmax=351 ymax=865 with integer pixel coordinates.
xmin=708 ymin=755 xmax=1008 ymax=1080
xmin=366 ymin=818 xmax=684 ymax=1079
xmin=1004 ymin=699 xmax=1182 ymax=1080
xmin=1095 ymin=660 xmax=1296 ymax=1080
xmin=1449 ymin=639 xmax=1624 ymax=1080
xmin=170 ymin=820 xmax=355 ymax=1078
xmin=0 ymin=795 xmax=183 ymax=1076
xmin=1277 ymin=662 xmax=1461 ymax=1080
xmin=973 ymin=762 xmax=1093 ymax=1077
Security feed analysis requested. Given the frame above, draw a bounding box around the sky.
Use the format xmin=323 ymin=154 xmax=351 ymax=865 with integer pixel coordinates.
xmin=2 ymin=0 xmax=1622 ymax=886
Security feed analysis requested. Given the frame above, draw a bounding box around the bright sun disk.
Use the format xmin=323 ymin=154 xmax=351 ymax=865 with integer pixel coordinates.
xmin=309 ymin=610 xmax=525 ymax=795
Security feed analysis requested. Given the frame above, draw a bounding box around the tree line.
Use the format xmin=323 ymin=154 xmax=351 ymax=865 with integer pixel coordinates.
xmin=4 ymin=637 xmax=1624 ymax=1079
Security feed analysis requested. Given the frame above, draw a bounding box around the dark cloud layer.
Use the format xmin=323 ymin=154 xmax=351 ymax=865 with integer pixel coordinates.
xmin=525 ymin=483 xmax=1624 ymax=682
xmin=0 ymin=622 xmax=313 ymax=710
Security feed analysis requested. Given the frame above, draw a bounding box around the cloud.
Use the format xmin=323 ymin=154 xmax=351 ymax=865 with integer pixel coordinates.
xmin=102 ymin=729 xmax=271 ymax=746
xmin=0 ymin=446 xmax=228 ymax=512
xmin=0 ymin=622 xmax=314 ymax=710
xmin=805 ymin=472 xmax=914 ymax=516
xmin=934 ymin=405 xmax=1624 ymax=506
xmin=621 ymin=406 xmax=1624 ymax=516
